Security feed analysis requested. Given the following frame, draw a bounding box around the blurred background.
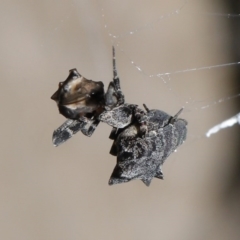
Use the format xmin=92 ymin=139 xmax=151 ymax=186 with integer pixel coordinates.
xmin=1 ymin=0 xmax=240 ymax=239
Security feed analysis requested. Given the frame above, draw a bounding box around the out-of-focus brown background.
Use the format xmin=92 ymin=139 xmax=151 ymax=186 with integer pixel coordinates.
xmin=1 ymin=0 xmax=240 ymax=239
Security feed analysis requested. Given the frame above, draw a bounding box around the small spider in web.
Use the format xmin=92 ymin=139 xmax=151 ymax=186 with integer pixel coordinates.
xmin=51 ymin=47 xmax=188 ymax=186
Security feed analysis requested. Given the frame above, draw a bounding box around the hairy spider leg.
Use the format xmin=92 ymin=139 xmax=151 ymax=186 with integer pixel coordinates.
xmin=143 ymin=103 xmax=150 ymax=112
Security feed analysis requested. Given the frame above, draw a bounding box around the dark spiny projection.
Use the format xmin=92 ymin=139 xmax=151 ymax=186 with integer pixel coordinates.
xmin=51 ymin=47 xmax=188 ymax=186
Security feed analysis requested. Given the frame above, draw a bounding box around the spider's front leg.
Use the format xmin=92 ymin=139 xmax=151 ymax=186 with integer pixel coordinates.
xmin=112 ymin=46 xmax=125 ymax=106
xmin=105 ymin=46 xmax=125 ymax=110
xmin=52 ymin=116 xmax=100 ymax=146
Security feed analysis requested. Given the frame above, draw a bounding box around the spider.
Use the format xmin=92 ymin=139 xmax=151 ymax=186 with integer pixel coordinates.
xmin=51 ymin=47 xmax=188 ymax=186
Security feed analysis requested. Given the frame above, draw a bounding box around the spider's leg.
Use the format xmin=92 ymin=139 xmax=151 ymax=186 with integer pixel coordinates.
xmin=108 ymin=128 xmax=119 ymax=156
xmin=52 ymin=118 xmax=87 ymax=146
xmin=105 ymin=82 xmax=118 ymax=110
xmin=52 ymin=116 xmax=99 ymax=146
xmin=169 ymin=107 xmax=184 ymax=124
xmin=109 ymin=127 xmax=118 ymax=140
xmin=112 ymin=46 xmax=118 ymax=80
xmin=104 ymin=46 xmax=125 ymax=109
xmin=80 ymin=117 xmax=100 ymax=137
xmin=109 ymin=127 xmax=126 ymax=156
xmin=143 ymin=103 xmax=150 ymax=112
xmin=112 ymin=46 xmax=124 ymax=105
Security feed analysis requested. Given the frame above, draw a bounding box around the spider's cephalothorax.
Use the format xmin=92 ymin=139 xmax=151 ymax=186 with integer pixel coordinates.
xmin=51 ymin=47 xmax=188 ymax=186
xmin=51 ymin=47 xmax=126 ymax=146
xmin=51 ymin=68 xmax=105 ymax=120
